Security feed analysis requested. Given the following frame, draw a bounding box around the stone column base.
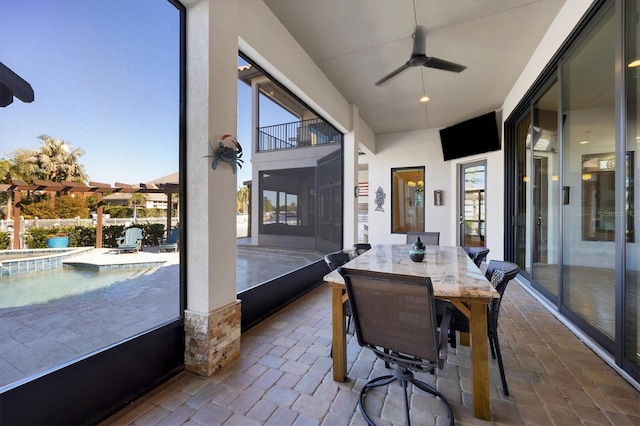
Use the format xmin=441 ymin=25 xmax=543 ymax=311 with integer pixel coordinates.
xmin=184 ymin=300 xmax=241 ymax=376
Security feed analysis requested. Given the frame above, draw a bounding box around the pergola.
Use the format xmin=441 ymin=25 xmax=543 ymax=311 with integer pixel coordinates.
xmin=0 ymin=179 xmax=180 ymax=249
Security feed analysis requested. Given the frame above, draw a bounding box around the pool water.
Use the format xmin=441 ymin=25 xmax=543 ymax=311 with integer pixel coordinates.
xmin=0 ymin=266 xmax=151 ymax=308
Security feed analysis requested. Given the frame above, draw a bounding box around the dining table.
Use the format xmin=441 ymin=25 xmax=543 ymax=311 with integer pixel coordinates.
xmin=323 ymin=244 xmax=499 ymax=420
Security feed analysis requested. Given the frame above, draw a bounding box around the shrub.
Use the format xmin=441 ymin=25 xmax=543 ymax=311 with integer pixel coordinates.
xmin=104 ymin=206 xmax=131 ymax=218
xmin=103 ymin=225 xmax=126 ymax=248
xmin=75 ymin=226 xmax=97 ymax=247
xmin=22 ymin=201 xmax=57 ymax=219
xmin=24 ymin=224 xmax=150 ymax=249
xmin=140 ymin=223 xmax=165 ymax=246
xmin=25 ymin=228 xmax=53 ymax=248
xmin=20 ymin=195 xmax=90 ymax=219
xmin=0 ymin=232 xmax=9 ymax=250
xmin=56 ymin=195 xmax=89 ymax=219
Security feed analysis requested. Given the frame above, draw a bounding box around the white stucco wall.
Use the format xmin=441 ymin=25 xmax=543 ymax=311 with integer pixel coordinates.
xmin=364 ymin=1 xmax=593 ymax=261
xmin=368 ymin=129 xmax=451 ymax=245
xmin=238 ymin=0 xmax=379 ymax=249
xmin=238 ymin=0 xmax=353 ymax=135
xmin=234 ymin=0 xmax=593 ymax=263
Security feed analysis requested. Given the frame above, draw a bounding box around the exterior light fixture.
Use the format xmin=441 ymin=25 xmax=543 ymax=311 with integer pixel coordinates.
xmin=628 ymin=59 xmax=640 ymax=68
xmin=420 ymin=96 xmax=429 ymax=102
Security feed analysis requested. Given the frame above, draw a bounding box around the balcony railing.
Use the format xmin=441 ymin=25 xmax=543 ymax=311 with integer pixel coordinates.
xmin=258 ymin=118 xmax=342 ymax=152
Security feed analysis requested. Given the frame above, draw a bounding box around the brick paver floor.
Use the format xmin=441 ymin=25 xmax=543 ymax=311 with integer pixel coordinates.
xmin=102 ymin=280 xmax=640 ymax=425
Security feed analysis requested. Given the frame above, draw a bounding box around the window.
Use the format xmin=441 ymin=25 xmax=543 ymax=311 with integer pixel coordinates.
xmin=0 ymin=0 xmax=183 ymax=419
xmin=260 ymin=169 xmax=312 ymax=233
xmin=391 ymin=167 xmax=425 ymax=233
xmin=581 ymin=152 xmax=634 ymax=242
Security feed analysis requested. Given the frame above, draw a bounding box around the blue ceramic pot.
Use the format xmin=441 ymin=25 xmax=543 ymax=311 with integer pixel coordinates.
xmin=46 ymin=236 xmax=69 ymax=248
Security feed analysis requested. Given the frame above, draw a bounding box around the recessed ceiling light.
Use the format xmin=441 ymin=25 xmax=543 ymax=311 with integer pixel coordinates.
xmin=420 ymin=96 xmax=429 ymax=102
xmin=628 ymin=59 xmax=640 ymax=68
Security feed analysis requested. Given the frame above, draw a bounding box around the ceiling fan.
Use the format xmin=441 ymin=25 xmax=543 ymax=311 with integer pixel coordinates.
xmin=375 ymin=26 xmax=466 ymax=86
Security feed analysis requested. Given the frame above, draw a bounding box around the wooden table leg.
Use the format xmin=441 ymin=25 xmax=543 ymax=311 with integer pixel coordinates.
xmin=469 ymin=302 xmax=491 ymax=420
xmin=331 ymin=285 xmax=346 ymax=382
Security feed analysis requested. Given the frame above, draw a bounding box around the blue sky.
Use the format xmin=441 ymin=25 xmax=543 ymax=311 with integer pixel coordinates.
xmin=1 ymin=0 xmax=180 ymax=185
xmin=1 ymin=0 xmax=298 ymax=188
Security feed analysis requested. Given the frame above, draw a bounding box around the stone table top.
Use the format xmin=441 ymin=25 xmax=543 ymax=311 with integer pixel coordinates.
xmin=324 ymin=244 xmax=498 ymax=300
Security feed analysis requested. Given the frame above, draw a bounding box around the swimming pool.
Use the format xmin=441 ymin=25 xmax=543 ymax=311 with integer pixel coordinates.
xmin=0 ymin=248 xmax=93 ymax=275
xmin=0 ymin=265 xmax=155 ymax=308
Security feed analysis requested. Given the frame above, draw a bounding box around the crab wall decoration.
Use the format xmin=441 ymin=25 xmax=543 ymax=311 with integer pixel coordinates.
xmin=205 ymin=134 xmax=243 ymax=174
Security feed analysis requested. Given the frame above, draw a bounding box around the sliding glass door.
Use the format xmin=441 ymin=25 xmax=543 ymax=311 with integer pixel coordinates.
xmin=507 ymin=0 xmax=639 ymax=381
xmin=531 ymin=81 xmax=560 ymax=299
xmin=561 ymin=6 xmax=616 ymax=341
xmin=624 ymin=0 xmax=639 ymax=376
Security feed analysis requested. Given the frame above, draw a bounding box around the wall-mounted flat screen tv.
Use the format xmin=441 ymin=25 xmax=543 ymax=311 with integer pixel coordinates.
xmin=439 ymin=111 xmax=500 ymax=161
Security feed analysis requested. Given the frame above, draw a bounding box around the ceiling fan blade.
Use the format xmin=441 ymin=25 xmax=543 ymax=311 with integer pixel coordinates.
xmin=374 ymin=61 xmax=411 ymax=86
xmin=423 ymin=57 xmax=466 ymax=73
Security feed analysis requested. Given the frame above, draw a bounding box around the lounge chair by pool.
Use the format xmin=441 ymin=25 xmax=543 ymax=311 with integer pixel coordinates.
xmin=117 ymin=227 xmax=143 ymax=254
xmin=158 ymin=228 xmax=179 ymax=252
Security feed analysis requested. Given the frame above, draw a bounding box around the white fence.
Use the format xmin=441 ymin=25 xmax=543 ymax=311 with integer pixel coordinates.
xmin=0 ymin=217 xmax=179 ymax=249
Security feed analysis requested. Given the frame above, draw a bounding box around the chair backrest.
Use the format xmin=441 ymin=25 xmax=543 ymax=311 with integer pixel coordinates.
xmin=485 ymin=260 xmax=520 ymax=335
xmin=406 ymin=232 xmax=440 ymax=246
xmin=339 ymin=267 xmax=442 ymax=367
xmin=484 ymin=260 xmax=519 ymax=287
xmin=467 ymin=247 xmax=490 ymax=268
xmin=123 ymin=227 xmax=143 ymax=244
xmin=352 ymin=243 xmax=371 ymax=256
xmin=324 ymin=251 xmax=351 ymax=271
xmin=165 ymin=228 xmax=180 ymax=244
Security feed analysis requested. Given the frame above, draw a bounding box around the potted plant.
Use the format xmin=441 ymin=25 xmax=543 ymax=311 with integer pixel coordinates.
xmin=46 ymin=232 xmax=69 ymax=248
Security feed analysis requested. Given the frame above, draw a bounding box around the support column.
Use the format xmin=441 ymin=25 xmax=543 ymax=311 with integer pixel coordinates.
xmin=184 ymin=0 xmax=241 ymax=376
xmin=96 ymin=192 xmax=103 ymax=248
xmin=12 ymin=190 xmax=20 ymax=249
xmin=342 ymin=105 xmax=360 ymax=248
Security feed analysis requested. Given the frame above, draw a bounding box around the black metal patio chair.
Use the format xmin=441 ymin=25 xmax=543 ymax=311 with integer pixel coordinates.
xmin=352 ymin=243 xmax=372 ymax=256
xmin=466 ymin=246 xmax=490 ymax=267
xmin=339 ymin=267 xmax=455 ymax=426
xmin=406 ymin=231 xmax=440 ymax=246
xmin=437 ymin=260 xmax=520 ymax=396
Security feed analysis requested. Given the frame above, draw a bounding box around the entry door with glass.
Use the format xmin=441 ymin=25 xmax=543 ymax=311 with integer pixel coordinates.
xmin=460 ymin=161 xmax=486 ymax=247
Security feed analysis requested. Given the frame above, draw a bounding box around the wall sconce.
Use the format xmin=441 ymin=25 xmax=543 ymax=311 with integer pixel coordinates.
xmin=433 ymin=190 xmax=443 ymax=206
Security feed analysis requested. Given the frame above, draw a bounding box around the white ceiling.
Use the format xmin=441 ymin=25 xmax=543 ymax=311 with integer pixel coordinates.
xmin=263 ymin=0 xmax=568 ymax=135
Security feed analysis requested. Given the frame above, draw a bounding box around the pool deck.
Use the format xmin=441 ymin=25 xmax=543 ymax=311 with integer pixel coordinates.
xmin=62 ymin=247 xmax=179 ymax=269
xmin=0 ymin=244 xmax=319 ymax=389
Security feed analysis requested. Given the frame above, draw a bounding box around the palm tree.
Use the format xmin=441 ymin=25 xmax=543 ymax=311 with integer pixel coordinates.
xmin=8 ymin=135 xmax=88 ymax=184
xmin=129 ymin=193 xmax=147 ymax=222
xmin=237 ymin=185 xmax=249 ymax=214
xmin=36 ymin=135 xmax=88 ymax=183
xmin=8 ymin=148 xmax=41 ymax=183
